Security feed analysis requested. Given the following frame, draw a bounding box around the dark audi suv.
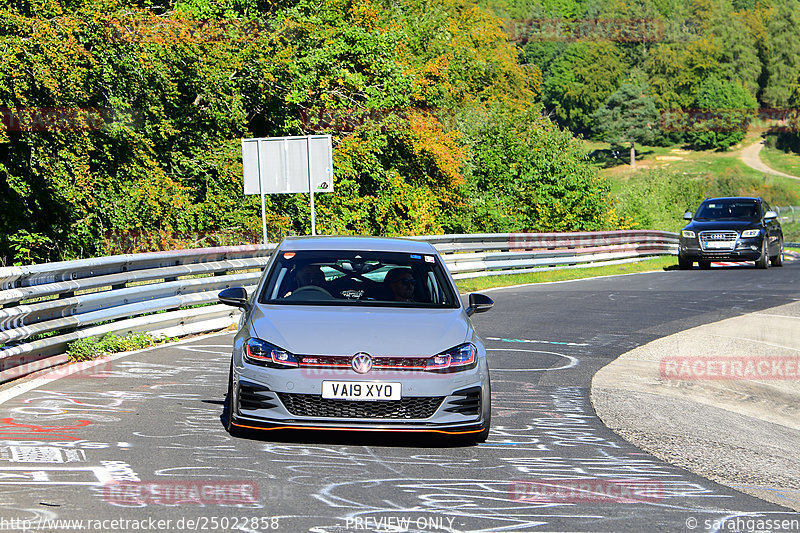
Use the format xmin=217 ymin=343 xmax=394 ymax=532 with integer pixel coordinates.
xmin=679 ymin=197 xmax=784 ymax=269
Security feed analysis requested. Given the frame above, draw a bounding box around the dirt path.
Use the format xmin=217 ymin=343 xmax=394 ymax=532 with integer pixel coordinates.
xmin=740 ymin=139 xmax=800 ymax=180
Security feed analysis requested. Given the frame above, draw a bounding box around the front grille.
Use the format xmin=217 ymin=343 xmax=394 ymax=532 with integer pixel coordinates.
xmin=277 ymin=393 xmax=444 ymax=419
xmin=298 ymin=355 xmax=427 ymax=370
xmin=699 ymin=231 xmax=738 ymax=251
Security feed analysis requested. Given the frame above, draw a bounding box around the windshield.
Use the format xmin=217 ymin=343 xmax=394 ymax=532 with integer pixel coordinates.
xmin=694 ymin=200 xmax=760 ymax=221
xmin=259 ymin=250 xmax=459 ymax=308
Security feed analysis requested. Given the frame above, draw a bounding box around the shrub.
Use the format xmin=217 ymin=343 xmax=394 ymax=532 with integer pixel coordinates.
xmin=66 ymin=332 xmax=174 ymax=362
xmin=686 ymin=78 xmax=758 ymax=150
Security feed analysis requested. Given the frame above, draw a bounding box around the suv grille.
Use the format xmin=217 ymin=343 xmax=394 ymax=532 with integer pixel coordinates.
xmin=277 ymin=393 xmax=444 ymax=419
xmin=699 ymin=231 xmax=738 ymax=251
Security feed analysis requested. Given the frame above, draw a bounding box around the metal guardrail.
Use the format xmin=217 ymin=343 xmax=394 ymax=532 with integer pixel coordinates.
xmin=775 ymin=206 xmax=799 ymax=224
xmin=0 ymin=230 xmax=677 ymax=384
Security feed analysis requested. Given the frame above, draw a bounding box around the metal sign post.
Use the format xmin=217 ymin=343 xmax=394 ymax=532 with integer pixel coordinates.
xmin=242 ymin=135 xmax=334 ymax=242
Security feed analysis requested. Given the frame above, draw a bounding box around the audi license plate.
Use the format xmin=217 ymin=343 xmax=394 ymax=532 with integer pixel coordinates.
xmin=322 ymin=381 xmax=401 ymax=401
xmin=706 ymin=241 xmax=734 ymax=249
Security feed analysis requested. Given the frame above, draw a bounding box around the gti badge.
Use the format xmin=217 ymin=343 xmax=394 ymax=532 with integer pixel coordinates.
xmin=351 ymin=352 xmax=373 ymax=374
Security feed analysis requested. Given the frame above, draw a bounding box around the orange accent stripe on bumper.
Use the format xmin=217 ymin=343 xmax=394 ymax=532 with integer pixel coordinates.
xmin=232 ymin=423 xmax=483 ymax=435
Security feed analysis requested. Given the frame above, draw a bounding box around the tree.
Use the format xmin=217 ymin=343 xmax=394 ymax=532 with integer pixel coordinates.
xmin=760 ymin=1 xmax=800 ymax=107
xmin=686 ymin=77 xmax=758 ymax=150
xmin=711 ymin=9 xmax=761 ymax=96
xmin=543 ymin=41 xmax=626 ymax=135
xmin=455 ymin=104 xmax=621 ymax=233
xmin=594 ymin=83 xmax=659 ymax=166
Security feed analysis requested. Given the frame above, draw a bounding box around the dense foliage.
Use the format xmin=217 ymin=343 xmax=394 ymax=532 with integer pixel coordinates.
xmin=501 ymin=0 xmax=800 ymax=142
xmin=4 ymin=0 xmax=800 ymax=265
xmin=685 ymin=77 xmax=758 ymax=150
xmin=0 ymin=0 xmax=620 ymax=264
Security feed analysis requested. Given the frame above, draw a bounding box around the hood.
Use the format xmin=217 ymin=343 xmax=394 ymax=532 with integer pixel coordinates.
xmin=248 ymin=304 xmax=471 ymax=357
xmin=684 ymin=220 xmax=761 ymax=232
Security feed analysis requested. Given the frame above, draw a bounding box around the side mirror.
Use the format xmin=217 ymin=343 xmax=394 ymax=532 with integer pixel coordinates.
xmin=764 ymin=210 xmax=778 ymax=220
xmin=219 ymin=287 xmax=249 ymax=309
xmin=466 ymin=293 xmax=494 ymax=317
xmin=683 ymin=212 xmax=693 ymax=220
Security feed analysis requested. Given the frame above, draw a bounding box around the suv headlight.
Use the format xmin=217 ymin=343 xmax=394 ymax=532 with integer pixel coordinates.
xmin=741 ymin=229 xmax=760 ymax=238
xmin=426 ymin=343 xmax=477 ymax=372
xmin=681 ymin=230 xmax=695 ymax=238
xmin=245 ymin=338 xmax=298 ymax=368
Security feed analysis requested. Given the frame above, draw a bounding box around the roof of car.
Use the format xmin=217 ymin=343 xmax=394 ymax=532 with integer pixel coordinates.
xmin=277 ymin=235 xmax=439 ymax=254
xmin=703 ymin=196 xmax=760 ymax=202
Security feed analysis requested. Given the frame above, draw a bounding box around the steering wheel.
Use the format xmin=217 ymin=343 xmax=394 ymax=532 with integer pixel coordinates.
xmin=286 ymin=285 xmax=334 ymax=300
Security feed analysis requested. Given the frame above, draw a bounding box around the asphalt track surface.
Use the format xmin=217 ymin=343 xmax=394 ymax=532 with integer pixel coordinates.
xmin=2 ymin=262 xmax=800 ymax=532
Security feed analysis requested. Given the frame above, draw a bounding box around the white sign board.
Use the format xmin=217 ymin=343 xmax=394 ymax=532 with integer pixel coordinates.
xmin=241 ymin=135 xmax=334 ymax=239
xmin=242 ymin=135 xmax=333 ymax=194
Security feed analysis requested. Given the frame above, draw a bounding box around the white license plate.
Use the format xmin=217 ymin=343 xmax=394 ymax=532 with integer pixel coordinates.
xmin=706 ymin=241 xmax=733 ymax=249
xmin=322 ymin=381 xmax=401 ymax=401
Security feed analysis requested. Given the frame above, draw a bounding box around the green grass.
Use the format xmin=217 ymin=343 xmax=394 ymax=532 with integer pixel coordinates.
xmin=760 ymin=146 xmax=800 ymax=178
xmin=587 ymin=137 xmax=800 ymax=233
xmin=783 ymin=220 xmax=800 ymax=242
xmin=455 ymin=255 xmax=676 ymax=293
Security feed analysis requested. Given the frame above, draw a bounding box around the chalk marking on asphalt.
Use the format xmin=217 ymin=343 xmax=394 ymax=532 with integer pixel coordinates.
xmin=486 ymin=348 xmax=578 ymax=372
xmin=0 ymin=331 xmax=232 ymax=406
xmin=486 ymin=336 xmax=588 ymax=347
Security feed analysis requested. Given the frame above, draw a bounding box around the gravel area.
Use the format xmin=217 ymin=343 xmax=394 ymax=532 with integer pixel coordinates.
xmin=591 ymin=301 xmax=800 ymax=511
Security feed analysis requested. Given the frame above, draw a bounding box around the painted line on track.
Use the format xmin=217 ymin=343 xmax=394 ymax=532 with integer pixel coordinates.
xmin=486 ymin=348 xmax=578 ymax=372
xmin=486 ymin=336 xmax=589 ymax=347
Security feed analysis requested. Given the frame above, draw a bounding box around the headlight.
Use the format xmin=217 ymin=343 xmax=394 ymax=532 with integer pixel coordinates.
xmin=426 ymin=343 xmax=477 ymax=372
xmin=681 ymin=230 xmax=695 ymax=238
xmin=741 ymin=229 xmax=760 ymax=238
xmin=245 ymin=338 xmax=298 ymax=368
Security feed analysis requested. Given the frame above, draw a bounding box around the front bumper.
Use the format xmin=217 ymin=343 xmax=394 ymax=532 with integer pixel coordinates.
xmin=679 ymin=236 xmax=763 ymax=261
xmin=230 ymin=364 xmax=489 ymax=435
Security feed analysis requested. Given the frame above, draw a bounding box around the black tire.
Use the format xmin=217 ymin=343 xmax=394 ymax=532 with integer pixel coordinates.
xmin=678 ymin=256 xmax=693 ymax=270
xmin=698 ymin=260 xmax=711 ymax=269
xmin=226 ymin=362 xmax=243 ymax=437
xmin=770 ymin=240 xmax=784 ymax=267
xmin=756 ymin=240 xmax=770 ymax=269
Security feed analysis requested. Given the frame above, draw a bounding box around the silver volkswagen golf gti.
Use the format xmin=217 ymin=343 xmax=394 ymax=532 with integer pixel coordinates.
xmin=218 ymin=236 xmax=494 ymax=442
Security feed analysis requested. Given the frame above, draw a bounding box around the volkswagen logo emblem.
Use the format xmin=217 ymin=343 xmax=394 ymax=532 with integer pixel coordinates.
xmin=351 ymin=352 xmax=373 ymax=374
